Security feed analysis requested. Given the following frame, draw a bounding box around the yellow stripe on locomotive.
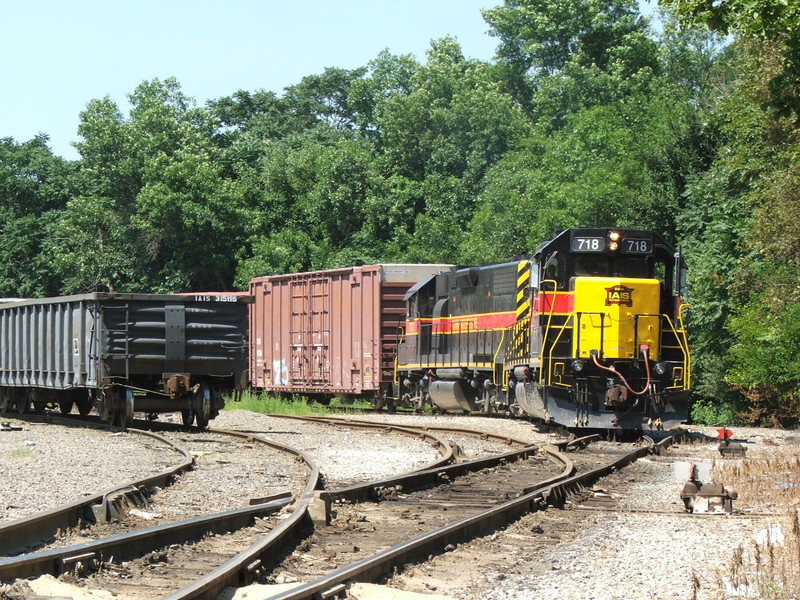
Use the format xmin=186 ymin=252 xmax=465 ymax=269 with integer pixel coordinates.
xmin=572 ymin=277 xmax=661 ymax=360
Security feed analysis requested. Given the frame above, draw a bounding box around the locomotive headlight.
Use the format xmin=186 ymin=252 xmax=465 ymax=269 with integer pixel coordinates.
xmin=653 ymin=362 xmax=667 ymax=376
xmin=608 ymin=230 xmax=621 ymax=252
xmin=572 ymin=360 xmax=585 ymax=373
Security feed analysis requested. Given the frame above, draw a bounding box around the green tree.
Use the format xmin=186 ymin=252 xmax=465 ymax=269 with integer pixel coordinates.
xmin=658 ymin=0 xmax=800 ymax=424
xmin=483 ymin=0 xmax=659 ymax=115
xmin=72 ymin=78 xmax=250 ymax=292
xmin=659 ymin=0 xmax=800 ymax=118
xmin=371 ymin=38 xmax=530 ymax=259
xmin=46 ymin=195 xmax=142 ymax=293
xmin=0 ymin=136 xmax=80 ymax=296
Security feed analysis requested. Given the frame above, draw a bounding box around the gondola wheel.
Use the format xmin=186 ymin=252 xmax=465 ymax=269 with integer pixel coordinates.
xmin=15 ymin=390 xmax=28 ymax=414
xmin=118 ymin=389 xmax=134 ymax=428
xmin=76 ymin=394 xmax=93 ymax=416
xmin=181 ymin=409 xmax=195 ymax=427
xmin=191 ymin=385 xmax=211 ymax=429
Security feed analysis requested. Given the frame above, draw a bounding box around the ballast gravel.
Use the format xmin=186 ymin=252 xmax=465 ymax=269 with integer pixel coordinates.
xmin=0 ymin=422 xmax=182 ymax=523
xmin=213 ymin=411 xmax=447 ymax=486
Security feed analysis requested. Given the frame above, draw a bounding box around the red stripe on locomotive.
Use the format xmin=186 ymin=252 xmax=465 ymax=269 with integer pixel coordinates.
xmin=533 ymin=291 xmax=574 ymax=314
xmin=406 ymin=311 xmax=517 ymax=335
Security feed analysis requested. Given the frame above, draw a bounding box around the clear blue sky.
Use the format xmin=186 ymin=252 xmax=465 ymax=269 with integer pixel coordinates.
xmin=1 ymin=1 xmax=499 ymax=160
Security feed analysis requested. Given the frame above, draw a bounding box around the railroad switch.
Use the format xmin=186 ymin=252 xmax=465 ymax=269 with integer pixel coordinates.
xmin=680 ymin=465 xmax=737 ymax=514
xmin=716 ymin=427 xmax=747 ymax=458
xmin=718 ymin=439 xmax=747 ymax=458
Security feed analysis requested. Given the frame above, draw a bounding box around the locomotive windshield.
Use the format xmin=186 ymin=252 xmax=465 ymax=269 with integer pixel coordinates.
xmin=573 ymin=256 xmax=650 ymax=278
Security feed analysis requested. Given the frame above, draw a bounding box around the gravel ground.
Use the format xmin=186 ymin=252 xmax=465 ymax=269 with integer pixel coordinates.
xmin=213 ymin=411 xmax=450 ymax=486
xmin=0 ymin=421 xmax=182 ymax=523
xmin=124 ymin=429 xmax=309 ymax=519
xmin=385 ymin=423 xmax=800 ymax=600
xmin=0 ymin=410 xmax=459 ymax=527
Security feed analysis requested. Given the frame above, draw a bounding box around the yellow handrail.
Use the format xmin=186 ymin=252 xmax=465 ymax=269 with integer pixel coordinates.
xmin=538 ymin=280 xmax=559 ymax=387
xmin=491 ymin=327 xmax=507 ymax=387
xmin=664 ymin=307 xmax=691 ymax=389
xmin=393 ymin=325 xmax=406 ymax=386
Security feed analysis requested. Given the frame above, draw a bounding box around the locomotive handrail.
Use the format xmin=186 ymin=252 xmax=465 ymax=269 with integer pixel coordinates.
xmin=538 ymin=280 xmax=560 ymax=388
xmin=491 ymin=327 xmax=506 ymax=387
xmin=677 ymin=304 xmax=691 ymax=387
xmin=663 ymin=313 xmax=691 ymax=389
xmin=543 ymin=316 xmax=573 ymax=388
xmin=392 ymin=324 xmax=405 ymax=388
xmin=632 ymin=313 xmax=662 ymax=359
xmin=573 ymin=311 xmax=605 ymax=360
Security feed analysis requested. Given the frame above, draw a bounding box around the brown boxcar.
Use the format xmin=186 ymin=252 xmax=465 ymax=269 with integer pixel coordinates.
xmin=249 ymin=264 xmax=451 ymax=405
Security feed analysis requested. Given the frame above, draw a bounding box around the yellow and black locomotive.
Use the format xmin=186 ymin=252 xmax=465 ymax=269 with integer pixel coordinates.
xmin=396 ymin=228 xmax=690 ymax=430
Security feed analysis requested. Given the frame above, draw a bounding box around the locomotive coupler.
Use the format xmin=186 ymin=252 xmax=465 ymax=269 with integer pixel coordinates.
xmin=605 ymin=382 xmax=629 ymax=408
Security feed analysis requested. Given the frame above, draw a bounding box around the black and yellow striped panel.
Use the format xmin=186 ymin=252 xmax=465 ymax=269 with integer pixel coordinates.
xmin=516 ymin=260 xmax=530 ymax=321
xmin=510 ymin=260 xmax=530 ymax=358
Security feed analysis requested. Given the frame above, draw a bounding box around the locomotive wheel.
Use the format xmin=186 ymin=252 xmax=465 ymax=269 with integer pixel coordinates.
xmin=59 ymin=400 xmax=74 ymax=415
xmin=191 ymin=385 xmax=211 ymax=429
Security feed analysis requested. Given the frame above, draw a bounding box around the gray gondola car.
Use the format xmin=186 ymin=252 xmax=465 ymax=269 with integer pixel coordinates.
xmin=0 ymin=293 xmax=252 ymax=428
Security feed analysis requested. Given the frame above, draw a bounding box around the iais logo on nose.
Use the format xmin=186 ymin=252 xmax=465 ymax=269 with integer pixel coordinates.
xmin=604 ymin=285 xmax=634 ymax=307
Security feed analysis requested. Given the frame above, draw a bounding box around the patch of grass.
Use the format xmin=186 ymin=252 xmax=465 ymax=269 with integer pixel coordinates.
xmin=225 ymin=392 xmax=324 ymax=415
xmin=225 ymin=392 xmax=372 ymax=416
xmin=8 ymin=448 xmax=34 ymax=458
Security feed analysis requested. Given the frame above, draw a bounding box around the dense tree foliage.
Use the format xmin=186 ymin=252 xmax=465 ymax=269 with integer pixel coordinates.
xmin=659 ymin=0 xmax=800 ymax=425
xmin=0 ymin=0 xmax=797 ymax=424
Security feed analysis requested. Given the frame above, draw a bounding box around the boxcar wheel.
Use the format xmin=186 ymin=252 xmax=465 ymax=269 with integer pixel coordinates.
xmin=59 ymin=400 xmax=74 ymax=415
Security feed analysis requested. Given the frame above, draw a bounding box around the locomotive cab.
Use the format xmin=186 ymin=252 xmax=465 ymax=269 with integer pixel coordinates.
xmin=518 ymin=228 xmax=689 ymax=429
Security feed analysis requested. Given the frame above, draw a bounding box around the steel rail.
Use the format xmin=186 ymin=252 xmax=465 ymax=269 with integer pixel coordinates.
xmin=159 ymin=418 xmax=544 ymax=600
xmin=259 ymin=437 xmax=657 ymax=600
xmin=0 ymin=427 xmax=322 ymax=600
xmin=0 ymin=415 xmax=193 ymax=556
xmin=0 ymin=493 xmax=293 ymax=581
xmin=319 ymin=443 xmax=553 ymax=508
xmin=161 ymin=429 xmax=322 ymax=600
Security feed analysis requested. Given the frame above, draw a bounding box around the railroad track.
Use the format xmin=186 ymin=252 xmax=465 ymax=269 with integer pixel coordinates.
xmin=0 ymin=414 xmax=194 ymax=556
xmin=0 ymin=412 xmax=463 ymax=599
xmin=0 ymin=414 xmax=668 ymax=600
xmin=223 ymin=435 xmax=664 ymax=600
